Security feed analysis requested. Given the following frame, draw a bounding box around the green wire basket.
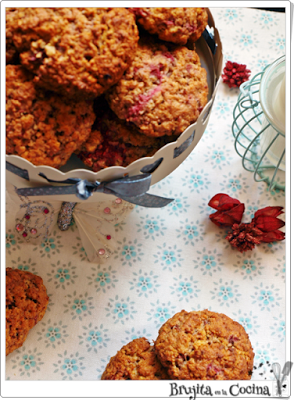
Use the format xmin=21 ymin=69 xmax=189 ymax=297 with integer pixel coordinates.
xmin=232 ymin=59 xmax=285 ymax=191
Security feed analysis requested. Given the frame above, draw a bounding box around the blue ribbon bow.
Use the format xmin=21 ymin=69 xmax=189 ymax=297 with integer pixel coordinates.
xmin=6 ymin=161 xmax=173 ymax=208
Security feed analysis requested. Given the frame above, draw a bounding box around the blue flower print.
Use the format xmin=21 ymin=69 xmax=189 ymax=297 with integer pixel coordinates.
xmin=78 ymin=323 xmax=109 ymax=353
xmin=96 ymin=272 xmax=111 ymax=287
xmin=88 ymin=265 xmax=118 ymax=293
xmin=144 ymin=219 xmax=159 ymax=235
xmin=234 ymin=255 xmax=264 ymax=280
xmin=62 ymin=358 xmax=78 ymax=375
xmin=122 ymin=245 xmax=136 ymax=260
xmin=240 ymin=33 xmax=253 ymax=47
xmin=105 ymin=295 xmax=136 ymax=325
xmin=36 ymin=319 xmax=68 ymax=348
xmin=246 ymin=205 xmax=259 ymax=220
xmin=46 ymin=327 xmax=61 ymax=343
xmin=136 ymin=215 xmax=166 ymax=241
xmin=147 ymin=300 xmax=176 ymax=329
xmin=55 ymin=268 xmax=70 ymax=283
xmin=194 ymin=249 xmax=223 ymax=276
xmin=259 ymin=290 xmax=274 ymax=305
xmin=257 ymin=58 xmax=270 ymax=71
xmin=164 ymin=192 xmax=189 ymax=216
xmin=215 ymin=101 xmax=230 ymax=116
xmin=224 ymin=9 xmax=238 ymax=20
xmin=41 ymin=238 xmax=56 ymax=252
xmin=162 ymin=250 xmax=176 ymax=265
xmin=114 ymin=238 xmax=144 ymax=267
xmin=251 ymin=283 xmax=282 ymax=312
xmin=260 ymin=12 xmax=274 ymax=25
xmin=178 ymin=281 xmax=193 ymax=296
xmin=72 ymin=300 xmax=87 ymax=317
xmin=181 ymin=168 xmax=210 ymax=194
xmin=10 ymin=347 xmax=44 ymax=377
xmin=53 ymin=351 xmax=85 ymax=380
xmin=202 ymin=255 xmax=216 ymax=270
xmin=228 ymin=178 xmax=242 ymax=192
xmin=176 ymin=218 xmax=205 ymax=246
xmin=6 ymin=233 xmax=16 ymax=248
xmin=275 ymin=37 xmax=285 ymax=51
xmin=170 ymin=275 xmax=200 ymax=303
xmin=219 ymin=285 xmax=234 ymax=301
xmin=212 ymin=150 xmax=226 ymax=164
xmin=211 ymin=279 xmax=241 ymax=307
xmin=233 ymin=310 xmax=260 ymax=335
xmin=87 ymin=331 xmax=103 ymax=347
xmin=184 ymin=225 xmax=199 ymax=240
xmin=154 ymin=243 xmax=183 ymax=272
xmin=63 ymin=291 xmax=94 ymax=321
xmin=137 ymin=276 xmax=152 ymax=292
xmin=20 ymin=355 xmax=36 ymax=370
xmin=114 ymin=302 xmax=129 ymax=318
xmin=129 ymin=270 xmax=160 ymax=298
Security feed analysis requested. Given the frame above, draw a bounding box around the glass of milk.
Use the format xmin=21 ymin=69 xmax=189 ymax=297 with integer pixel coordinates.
xmin=259 ymin=56 xmax=285 ymax=171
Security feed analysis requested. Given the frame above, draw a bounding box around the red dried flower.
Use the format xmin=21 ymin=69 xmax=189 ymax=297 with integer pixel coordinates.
xmin=226 ymin=222 xmax=264 ymax=253
xmin=208 ymin=194 xmax=285 ymax=253
xmin=208 ymin=193 xmax=245 ymax=227
xmin=252 ymin=206 xmax=285 ymax=243
xmin=222 ymin=60 xmax=251 ymax=88
xmin=225 ymin=206 xmax=285 ymax=252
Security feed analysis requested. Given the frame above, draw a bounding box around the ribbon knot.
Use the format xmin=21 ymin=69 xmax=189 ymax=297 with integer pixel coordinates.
xmin=7 ymin=162 xmax=173 ymax=208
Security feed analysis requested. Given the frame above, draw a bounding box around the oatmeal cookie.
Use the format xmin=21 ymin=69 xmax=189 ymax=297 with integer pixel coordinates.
xmin=130 ymin=7 xmax=208 ymax=45
xmin=154 ymin=310 xmax=254 ymax=380
xmin=6 ymin=65 xmax=95 ymax=168
xmin=7 ymin=7 xmax=139 ymax=99
xmin=6 ymin=8 xmax=19 ymax=64
xmin=101 ymin=337 xmax=169 ymax=380
xmin=77 ymin=97 xmax=177 ymax=171
xmin=6 ymin=268 xmax=49 ymax=356
xmin=106 ymin=39 xmax=208 ymax=137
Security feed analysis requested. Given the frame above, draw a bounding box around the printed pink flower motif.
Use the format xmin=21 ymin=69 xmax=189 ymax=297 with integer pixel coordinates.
xmin=222 ymin=61 xmax=251 ymax=88
xmin=208 ymin=193 xmax=245 ymax=227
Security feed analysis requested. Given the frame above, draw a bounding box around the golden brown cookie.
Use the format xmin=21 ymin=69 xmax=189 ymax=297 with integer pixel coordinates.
xmin=77 ymin=96 xmax=178 ymax=171
xmin=106 ymin=38 xmax=208 ymax=137
xmin=130 ymin=7 xmax=208 ymax=45
xmin=7 ymin=7 xmax=139 ymax=99
xmin=101 ymin=337 xmax=169 ymax=380
xmin=6 ymin=65 xmax=95 ymax=168
xmin=6 ymin=268 xmax=49 ymax=356
xmin=154 ymin=310 xmax=254 ymax=380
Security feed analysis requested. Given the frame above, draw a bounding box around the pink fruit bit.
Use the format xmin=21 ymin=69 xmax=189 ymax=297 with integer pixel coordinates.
xmin=22 ymin=232 xmax=28 ymax=238
xmin=104 ymin=207 xmax=111 ymax=214
xmin=127 ymin=85 xmax=162 ymax=119
xmin=115 ymin=198 xmax=122 ymax=204
xmin=98 ymin=248 xmax=105 ymax=255
xmin=16 ymin=223 xmax=24 ymax=232
xmin=30 ymin=228 xmax=37 ymax=235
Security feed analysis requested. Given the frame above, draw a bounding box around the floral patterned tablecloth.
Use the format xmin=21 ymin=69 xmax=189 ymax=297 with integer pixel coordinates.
xmin=5 ymin=6 xmax=287 ymax=388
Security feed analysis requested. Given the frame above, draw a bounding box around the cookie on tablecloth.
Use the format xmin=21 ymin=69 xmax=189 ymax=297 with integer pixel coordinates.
xmin=101 ymin=337 xmax=169 ymax=380
xmin=77 ymin=96 xmax=178 ymax=171
xmin=7 ymin=7 xmax=139 ymax=99
xmin=154 ymin=310 xmax=254 ymax=380
xmin=6 ymin=65 xmax=95 ymax=168
xmin=6 ymin=268 xmax=49 ymax=356
xmin=130 ymin=7 xmax=208 ymax=45
xmin=106 ymin=38 xmax=208 ymax=137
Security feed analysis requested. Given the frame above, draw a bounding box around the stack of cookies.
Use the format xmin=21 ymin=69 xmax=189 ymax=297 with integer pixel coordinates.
xmin=101 ymin=310 xmax=255 ymax=380
xmin=6 ymin=7 xmax=209 ymax=171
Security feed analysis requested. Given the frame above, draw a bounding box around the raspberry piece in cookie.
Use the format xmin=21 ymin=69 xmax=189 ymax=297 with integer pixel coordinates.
xmin=106 ymin=38 xmax=208 ymax=137
xmin=154 ymin=310 xmax=254 ymax=380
